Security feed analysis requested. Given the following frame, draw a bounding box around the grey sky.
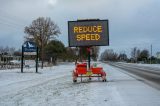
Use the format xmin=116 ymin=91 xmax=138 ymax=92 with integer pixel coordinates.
xmin=0 ymin=0 xmax=160 ymax=56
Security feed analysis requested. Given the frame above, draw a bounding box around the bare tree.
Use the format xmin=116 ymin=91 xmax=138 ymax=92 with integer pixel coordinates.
xmin=0 ymin=46 xmax=4 ymax=53
xmin=24 ymin=17 xmax=61 ymax=68
xmin=0 ymin=46 xmax=15 ymax=55
xmin=4 ymin=46 xmax=9 ymax=53
xmin=139 ymin=49 xmax=149 ymax=62
xmin=136 ymin=49 xmax=141 ymax=61
xmin=91 ymin=46 xmax=100 ymax=61
xmin=100 ymin=49 xmax=118 ymax=61
xmin=118 ymin=51 xmax=128 ymax=61
xmin=131 ymin=47 xmax=137 ymax=62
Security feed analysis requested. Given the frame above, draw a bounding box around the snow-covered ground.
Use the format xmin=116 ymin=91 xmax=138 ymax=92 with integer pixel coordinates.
xmin=0 ymin=62 xmax=160 ymax=106
xmin=118 ymin=62 xmax=160 ymax=69
xmin=135 ymin=63 xmax=160 ymax=69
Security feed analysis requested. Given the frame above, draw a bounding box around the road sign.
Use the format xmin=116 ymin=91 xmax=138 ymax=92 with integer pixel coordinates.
xmin=23 ymin=41 xmax=37 ymax=54
xmin=24 ymin=52 xmax=36 ymax=55
xmin=68 ymin=20 xmax=109 ymax=47
xmin=21 ymin=41 xmax=39 ymax=73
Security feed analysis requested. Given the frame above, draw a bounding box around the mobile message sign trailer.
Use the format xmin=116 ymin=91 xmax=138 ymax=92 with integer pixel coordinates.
xmin=68 ymin=19 xmax=109 ymax=82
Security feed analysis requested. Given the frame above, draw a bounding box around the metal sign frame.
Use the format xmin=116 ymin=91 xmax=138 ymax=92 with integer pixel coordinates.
xmin=21 ymin=41 xmax=39 ymax=73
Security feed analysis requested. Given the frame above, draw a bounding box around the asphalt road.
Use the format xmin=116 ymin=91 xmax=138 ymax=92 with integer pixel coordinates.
xmin=108 ymin=62 xmax=160 ymax=90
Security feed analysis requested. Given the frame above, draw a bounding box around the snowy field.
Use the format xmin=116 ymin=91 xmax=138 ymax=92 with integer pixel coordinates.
xmin=0 ymin=62 xmax=160 ymax=106
xmin=117 ymin=62 xmax=160 ymax=69
xmin=135 ymin=63 xmax=160 ymax=69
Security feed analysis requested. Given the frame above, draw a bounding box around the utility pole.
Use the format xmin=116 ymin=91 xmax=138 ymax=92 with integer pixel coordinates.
xmin=150 ymin=44 xmax=152 ymax=64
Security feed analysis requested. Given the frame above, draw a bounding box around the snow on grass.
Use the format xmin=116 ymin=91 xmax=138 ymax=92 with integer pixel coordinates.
xmin=118 ymin=62 xmax=160 ymax=69
xmin=0 ymin=62 xmax=160 ymax=106
xmin=135 ymin=63 xmax=160 ymax=69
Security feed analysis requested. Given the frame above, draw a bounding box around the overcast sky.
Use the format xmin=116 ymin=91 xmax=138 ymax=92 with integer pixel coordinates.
xmin=0 ymin=0 xmax=160 ymax=56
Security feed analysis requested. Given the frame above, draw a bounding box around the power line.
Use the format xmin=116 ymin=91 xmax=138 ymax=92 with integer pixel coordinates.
xmin=0 ymin=9 xmax=26 ymax=30
xmin=0 ymin=21 xmax=23 ymax=30
xmin=0 ymin=8 xmax=27 ymax=22
xmin=0 ymin=16 xmax=25 ymax=27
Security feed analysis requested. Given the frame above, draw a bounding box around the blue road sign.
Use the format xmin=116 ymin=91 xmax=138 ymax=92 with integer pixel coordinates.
xmin=23 ymin=41 xmax=37 ymax=52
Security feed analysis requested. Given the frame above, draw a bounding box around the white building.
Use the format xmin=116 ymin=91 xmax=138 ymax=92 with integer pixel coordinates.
xmin=156 ymin=52 xmax=160 ymax=59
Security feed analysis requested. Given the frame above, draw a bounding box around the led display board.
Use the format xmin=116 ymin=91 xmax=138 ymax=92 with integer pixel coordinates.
xmin=68 ymin=20 xmax=109 ymax=47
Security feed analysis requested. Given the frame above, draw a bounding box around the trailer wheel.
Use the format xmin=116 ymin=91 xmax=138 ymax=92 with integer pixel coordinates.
xmin=102 ymin=79 xmax=107 ymax=82
xmin=73 ymin=80 xmax=77 ymax=83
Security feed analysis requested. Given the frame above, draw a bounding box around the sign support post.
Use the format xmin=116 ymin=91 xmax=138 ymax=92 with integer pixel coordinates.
xmin=36 ymin=47 xmax=38 ymax=73
xmin=87 ymin=47 xmax=91 ymax=68
xmin=21 ymin=46 xmax=24 ymax=73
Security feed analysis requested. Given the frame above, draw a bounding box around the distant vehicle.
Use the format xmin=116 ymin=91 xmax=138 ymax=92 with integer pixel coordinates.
xmin=24 ymin=60 xmax=35 ymax=68
xmin=24 ymin=60 xmax=42 ymax=68
xmin=9 ymin=60 xmax=21 ymax=65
